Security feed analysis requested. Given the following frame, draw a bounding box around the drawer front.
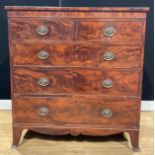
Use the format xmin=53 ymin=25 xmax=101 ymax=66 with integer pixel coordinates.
xmin=14 ymin=96 xmax=138 ymax=127
xmin=14 ymin=68 xmax=140 ymax=96
xmin=77 ymin=21 xmax=143 ymax=43
xmin=10 ymin=19 xmax=74 ymax=41
xmin=12 ymin=43 xmax=141 ymax=68
xmin=12 ymin=43 xmax=102 ymax=66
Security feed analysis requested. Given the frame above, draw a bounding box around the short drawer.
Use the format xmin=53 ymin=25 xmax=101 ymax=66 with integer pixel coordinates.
xmin=10 ymin=18 xmax=74 ymax=41
xmin=12 ymin=43 xmax=141 ymax=68
xmin=13 ymin=96 xmax=139 ymax=127
xmin=77 ymin=20 xmax=143 ymax=43
xmin=14 ymin=68 xmax=140 ymax=97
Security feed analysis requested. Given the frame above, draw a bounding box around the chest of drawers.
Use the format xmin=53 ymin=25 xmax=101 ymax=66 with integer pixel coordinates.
xmin=5 ymin=6 xmax=149 ymax=151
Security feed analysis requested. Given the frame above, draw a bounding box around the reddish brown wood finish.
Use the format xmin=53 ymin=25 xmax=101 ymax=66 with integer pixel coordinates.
xmin=14 ymin=97 xmax=139 ymax=126
xmin=128 ymin=130 xmax=140 ymax=151
xmin=77 ymin=21 xmax=143 ymax=43
xmin=12 ymin=43 xmax=100 ymax=66
xmin=14 ymin=68 xmax=140 ymax=96
xmin=12 ymin=43 xmax=141 ymax=68
xmin=98 ymin=45 xmax=142 ymax=68
xmin=12 ymin=127 xmax=23 ymax=148
xmin=7 ymin=11 xmax=147 ymax=19
xmin=5 ymin=6 xmax=149 ymax=151
xmin=5 ymin=6 xmax=148 ymax=19
xmin=10 ymin=19 xmax=74 ymax=41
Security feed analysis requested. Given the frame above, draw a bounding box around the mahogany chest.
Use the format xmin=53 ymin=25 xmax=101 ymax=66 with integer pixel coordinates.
xmin=5 ymin=6 xmax=149 ymax=151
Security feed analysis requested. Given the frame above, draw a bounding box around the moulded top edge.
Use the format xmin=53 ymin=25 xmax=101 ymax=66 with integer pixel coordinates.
xmin=5 ymin=6 xmax=149 ymax=12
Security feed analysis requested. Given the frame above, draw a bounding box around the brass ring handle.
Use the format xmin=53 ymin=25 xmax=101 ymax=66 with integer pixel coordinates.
xmin=103 ymin=52 xmax=115 ymax=61
xmin=102 ymin=79 xmax=113 ymax=88
xmin=36 ymin=26 xmax=48 ymax=36
xmin=37 ymin=50 xmax=49 ymax=60
xmin=38 ymin=78 xmax=50 ymax=87
xmin=74 ymin=54 xmax=78 ymax=59
xmin=104 ymin=26 xmax=115 ymax=37
xmin=38 ymin=106 xmax=49 ymax=116
xmin=72 ymin=72 xmax=79 ymax=77
xmin=101 ymin=109 xmax=113 ymax=118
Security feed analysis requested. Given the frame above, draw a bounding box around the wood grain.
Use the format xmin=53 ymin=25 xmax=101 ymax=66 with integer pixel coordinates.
xmin=98 ymin=45 xmax=141 ymax=68
xmin=12 ymin=43 xmax=141 ymax=68
xmin=13 ymin=96 xmax=139 ymax=127
xmin=6 ymin=6 xmax=148 ymax=150
xmin=8 ymin=12 xmax=148 ymax=19
xmin=12 ymin=43 xmax=100 ymax=67
xmin=77 ymin=20 xmax=143 ymax=43
xmin=10 ymin=19 xmax=74 ymax=41
xmin=14 ymin=68 xmax=140 ymax=96
xmin=6 ymin=6 xmax=148 ymax=19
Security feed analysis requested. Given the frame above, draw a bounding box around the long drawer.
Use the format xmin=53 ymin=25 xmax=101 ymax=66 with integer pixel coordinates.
xmin=12 ymin=43 xmax=141 ymax=68
xmin=13 ymin=68 xmax=140 ymax=96
xmin=13 ymin=96 xmax=139 ymax=127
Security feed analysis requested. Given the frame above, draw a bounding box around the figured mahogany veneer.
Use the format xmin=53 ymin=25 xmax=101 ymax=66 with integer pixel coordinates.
xmin=77 ymin=21 xmax=143 ymax=42
xmin=5 ymin=6 xmax=149 ymax=151
xmin=10 ymin=19 xmax=74 ymax=41
xmin=14 ymin=68 xmax=140 ymax=96
xmin=14 ymin=96 xmax=138 ymax=127
xmin=13 ymin=43 xmax=141 ymax=68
